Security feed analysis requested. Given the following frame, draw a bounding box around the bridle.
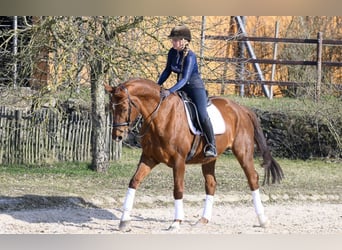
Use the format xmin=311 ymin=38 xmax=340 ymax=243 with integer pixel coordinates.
xmin=111 ymin=86 xmax=137 ymax=130
xmin=111 ymin=85 xmax=163 ymax=136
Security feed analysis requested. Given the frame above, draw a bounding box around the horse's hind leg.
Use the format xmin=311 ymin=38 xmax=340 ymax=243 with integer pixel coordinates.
xmin=232 ymin=139 xmax=269 ymax=228
xmin=197 ymin=160 xmax=217 ymax=225
xmin=119 ymin=157 xmax=156 ymax=231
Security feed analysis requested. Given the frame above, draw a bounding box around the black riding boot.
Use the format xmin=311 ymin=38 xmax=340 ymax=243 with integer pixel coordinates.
xmin=201 ymin=117 xmax=217 ymax=157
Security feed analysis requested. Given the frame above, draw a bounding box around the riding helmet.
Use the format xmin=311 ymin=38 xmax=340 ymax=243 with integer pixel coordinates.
xmin=168 ymin=25 xmax=191 ymax=42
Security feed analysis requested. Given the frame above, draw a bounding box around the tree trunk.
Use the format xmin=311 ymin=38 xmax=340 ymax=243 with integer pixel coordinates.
xmin=90 ymin=60 xmax=109 ymax=172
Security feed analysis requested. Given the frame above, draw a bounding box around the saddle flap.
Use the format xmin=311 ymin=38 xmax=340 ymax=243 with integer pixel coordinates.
xmin=178 ymin=92 xmax=226 ymax=135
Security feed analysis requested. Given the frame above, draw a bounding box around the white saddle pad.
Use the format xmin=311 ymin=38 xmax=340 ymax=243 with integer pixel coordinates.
xmin=184 ymin=103 xmax=226 ymax=135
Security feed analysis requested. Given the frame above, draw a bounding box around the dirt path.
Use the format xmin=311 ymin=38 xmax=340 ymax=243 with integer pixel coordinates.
xmin=0 ymin=196 xmax=341 ymax=234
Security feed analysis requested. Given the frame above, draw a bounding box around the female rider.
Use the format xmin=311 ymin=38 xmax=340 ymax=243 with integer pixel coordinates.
xmin=158 ymin=25 xmax=217 ymax=158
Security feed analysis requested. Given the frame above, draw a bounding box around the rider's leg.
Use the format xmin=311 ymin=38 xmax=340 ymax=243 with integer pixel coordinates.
xmin=186 ymin=88 xmax=217 ymax=157
xmin=201 ymin=116 xmax=217 ymax=157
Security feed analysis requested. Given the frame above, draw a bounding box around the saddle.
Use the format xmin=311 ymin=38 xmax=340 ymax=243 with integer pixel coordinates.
xmin=178 ymin=91 xmax=202 ymax=132
xmin=177 ymin=91 xmax=225 ymax=136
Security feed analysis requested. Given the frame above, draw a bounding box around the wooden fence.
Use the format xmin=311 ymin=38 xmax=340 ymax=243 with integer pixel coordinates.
xmin=0 ymin=107 xmax=121 ymax=165
xmin=201 ymin=32 xmax=342 ymax=100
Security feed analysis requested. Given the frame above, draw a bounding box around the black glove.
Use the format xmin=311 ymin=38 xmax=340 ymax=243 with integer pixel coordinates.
xmin=160 ymin=89 xmax=171 ymax=99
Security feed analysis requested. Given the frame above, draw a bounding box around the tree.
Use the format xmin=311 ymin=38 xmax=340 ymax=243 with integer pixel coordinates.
xmin=83 ymin=17 xmax=144 ymax=172
xmin=56 ymin=16 xmax=145 ymax=172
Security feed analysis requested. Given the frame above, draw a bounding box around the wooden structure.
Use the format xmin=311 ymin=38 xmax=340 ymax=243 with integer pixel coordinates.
xmin=200 ymin=16 xmax=342 ymax=100
xmin=0 ymin=107 xmax=121 ymax=164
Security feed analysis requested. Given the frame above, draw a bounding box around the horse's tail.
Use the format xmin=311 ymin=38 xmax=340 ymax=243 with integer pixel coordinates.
xmin=247 ymin=109 xmax=284 ymax=185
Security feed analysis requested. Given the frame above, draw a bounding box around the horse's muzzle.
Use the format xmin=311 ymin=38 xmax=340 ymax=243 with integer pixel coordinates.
xmin=113 ymin=135 xmax=123 ymax=142
xmin=112 ymin=129 xmax=127 ymax=142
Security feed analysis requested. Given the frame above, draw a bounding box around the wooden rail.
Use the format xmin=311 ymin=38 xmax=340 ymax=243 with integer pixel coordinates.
xmin=202 ymin=32 xmax=342 ymax=100
xmin=205 ymin=35 xmax=342 ymax=45
xmin=203 ymin=57 xmax=342 ymax=67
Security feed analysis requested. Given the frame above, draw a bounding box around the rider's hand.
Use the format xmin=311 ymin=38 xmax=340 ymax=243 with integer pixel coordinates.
xmin=160 ymin=89 xmax=171 ymax=99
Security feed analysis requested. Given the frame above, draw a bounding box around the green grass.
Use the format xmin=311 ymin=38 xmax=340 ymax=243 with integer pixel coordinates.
xmin=1 ymin=147 xmax=340 ymax=209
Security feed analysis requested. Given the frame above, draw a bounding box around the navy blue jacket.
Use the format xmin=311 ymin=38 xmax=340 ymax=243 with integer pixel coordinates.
xmin=157 ymin=48 xmax=204 ymax=93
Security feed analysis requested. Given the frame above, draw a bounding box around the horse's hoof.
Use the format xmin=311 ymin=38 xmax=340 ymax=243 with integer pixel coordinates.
xmin=119 ymin=220 xmax=132 ymax=232
xmin=192 ymin=217 xmax=209 ymax=228
xmin=167 ymin=220 xmax=181 ymax=231
xmin=258 ymin=215 xmax=270 ymax=228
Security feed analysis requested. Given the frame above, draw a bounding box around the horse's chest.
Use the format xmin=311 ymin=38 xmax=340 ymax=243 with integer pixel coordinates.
xmin=141 ymin=135 xmax=176 ymax=158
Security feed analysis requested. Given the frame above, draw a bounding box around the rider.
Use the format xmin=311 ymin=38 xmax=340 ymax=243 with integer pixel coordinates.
xmin=158 ymin=24 xmax=217 ymax=158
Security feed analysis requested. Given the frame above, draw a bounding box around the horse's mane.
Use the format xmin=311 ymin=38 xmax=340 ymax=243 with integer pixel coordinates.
xmin=124 ymin=78 xmax=161 ymax=97
xmin=124 ymin=77 xmax=158 ymax=87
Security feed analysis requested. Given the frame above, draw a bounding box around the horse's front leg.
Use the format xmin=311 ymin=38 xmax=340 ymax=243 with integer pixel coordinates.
xmin=168 ymin=162 xmax=186 ymax=230
xmin=119 ymin=157 xmax=156 ymax=232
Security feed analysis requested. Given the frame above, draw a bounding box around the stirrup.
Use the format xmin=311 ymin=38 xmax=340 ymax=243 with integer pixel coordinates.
xmin=204 ymin=144 xmax=217 ymax=157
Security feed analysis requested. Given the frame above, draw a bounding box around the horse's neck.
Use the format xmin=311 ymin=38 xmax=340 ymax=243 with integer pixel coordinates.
xmin=139 ymin=96 xmax=163 ymax=121
xmin=132 ymin=92 xmax=174 ymax=126
xmin=128 ymin=84 xmax=160 ymax=116
xmin=127 ymin=81 xmax=179 ymax=128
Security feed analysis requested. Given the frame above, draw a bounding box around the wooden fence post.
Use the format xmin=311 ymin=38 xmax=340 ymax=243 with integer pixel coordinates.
xmin=14 ymin=109 xmax=22 ymax=164
xmin=235 ymin=16 xmax=270 ymax=98
xmin=270 ymin=21 xmax=280 ymax=100
xmin=316 ymin=32 xmax=323 ymax=102
xmin=237 ymin=16 xmax=246 ymax=97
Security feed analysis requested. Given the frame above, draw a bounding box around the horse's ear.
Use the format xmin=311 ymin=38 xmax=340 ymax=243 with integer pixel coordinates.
xmin=104 ymin=83 xmax=114 ymax=93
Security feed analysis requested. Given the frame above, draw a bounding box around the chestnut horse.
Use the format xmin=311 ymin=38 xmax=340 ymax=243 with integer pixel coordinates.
xmin=104 ymin=78 xmax=283 ymax=231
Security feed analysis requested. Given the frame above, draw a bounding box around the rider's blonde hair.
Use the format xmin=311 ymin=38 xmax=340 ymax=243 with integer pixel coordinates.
xmin=180 ymin=38 xmax=190 ymax=76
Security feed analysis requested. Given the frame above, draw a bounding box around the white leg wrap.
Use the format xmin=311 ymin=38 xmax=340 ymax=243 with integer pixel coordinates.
xmin=252 ymin=189 xmax=264 ymax=215
xmin=174 ymin=199 xmax=184 ymax=221
xmin=121 ymin=188 xmax=136 ymax=221
xmin=252 ymin=189 xmax=268 ymax=226
xmin=202 ymin=195 xmax=214 ymax=221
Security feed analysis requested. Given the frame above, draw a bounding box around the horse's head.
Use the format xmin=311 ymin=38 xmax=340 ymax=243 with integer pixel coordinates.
xmin=104 ymin=83 xmax=140 ymax=142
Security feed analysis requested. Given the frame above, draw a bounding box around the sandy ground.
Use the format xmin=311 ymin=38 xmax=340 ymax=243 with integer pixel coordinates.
xmin=0 ymin=195 xmax=341 ymax=234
